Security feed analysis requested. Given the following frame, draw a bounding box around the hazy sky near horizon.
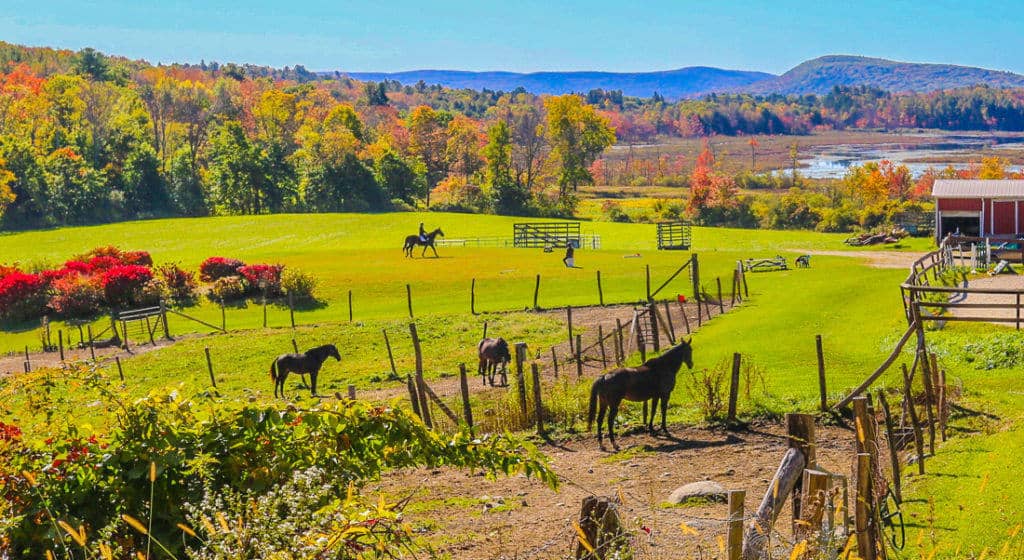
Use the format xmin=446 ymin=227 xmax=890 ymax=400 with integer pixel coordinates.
xmin=2 ymin=0 xmax=1022 ymax=74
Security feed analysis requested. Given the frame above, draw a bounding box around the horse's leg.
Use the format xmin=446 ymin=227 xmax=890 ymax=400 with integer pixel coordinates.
xmin=430 ymin=244 xmax=439 ymax=258
xmin=642 ymin=400 xmax=649 ymax=432
xmin=660 ymin=396 xmax=669 ymax=433
xmin=310 ymin=369 xmax=318 ymax=397
xmin=279 ymin=371 xmax=288 ymax=398
xmin=608 ymin=402 xmax=620 ymax=448
xmin=596 ymin=401 xmax=606 ymax=446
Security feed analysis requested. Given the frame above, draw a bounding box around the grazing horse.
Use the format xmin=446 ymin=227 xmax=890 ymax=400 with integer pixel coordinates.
xmin=587 ymin=338 xmax=693 ymax=447
xmin=403 ymin=228 xmax=445 ymax=258
xmin=478 ymin=337 xmax=511 ymax=386
xmin=795 ymin=254 xmax=811 ymax=268
xmin=270 ymin=344 xmax=341 ymax=398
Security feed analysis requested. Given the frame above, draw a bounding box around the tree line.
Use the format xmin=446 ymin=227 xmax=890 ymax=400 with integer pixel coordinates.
xmin=0 ymin=43 xmax=615 ymax=230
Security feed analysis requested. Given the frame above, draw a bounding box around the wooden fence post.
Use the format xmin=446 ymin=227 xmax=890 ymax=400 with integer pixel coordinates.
xmin=727 ymin=353 xmax=741 ymax=426
xmin=919 ymin=351 xmax=937 ymax=456
xmin=598 ymin=325 xmax=608 ymax=368
xmin=615 ymin=318 xmax=625 ymax=365
xmin=262 ymin=290 xmax=268 ymax=328
xmin=204 ymin=347 xmax=218 ymax=393
xmin=288 ymin=292 xmax=295 ymax=328
xmin=596 ymin=270 xmax=604 ymax=306
xmin=348 ymin=290 xmax=353 ymax=322
xmin=87 ymin=325 xmax=96 ymax=361
xmin=637 ymin=330 xmax=646 ymax=363
xmin=292 ymin=338 xmax=299 ymax=353
xmin=115 ymin=356 xmax=125 ymax=384
xmin=551 ymin=347 xmax=559 ymax=378
xmin=515 ymin=342 xmax=528 ymax=421
xmin=406 ymin=375 xmax=421 ymax=419
xmin=406 ymin=284 xmax=414 ymax=319
xmin=160 ymin=301 xmax=171 ymax=339
xmin=877 ymin=390 xmax=902 ymax=503
xmin=797 ymin=470 xmax=830 ymax=554
xmin=121 ymin=321 xmax=129 ymax=351
xmin=787 ymin=413 xmax=816 ymax=527
xmin=645 ymin=264 xmax=651 ymax=301
xmin=855 ymin=453 xmax=878 ymax=560
xmin=531 ymin=363 xmax=544 ymax=434
xmin=566 ymin=306 xmax=574 ymax=355
xmin=816 ymin=334 xmax=827 ymax=411
xmin=220 ymin=299 xmax=226 ymax=331
xmin=410 ymin=323 xmax=431 ymax=429
xmin=677 ymin=299 xmax=691 ymax=335
xmin=716 ymin=277 xmax=724 ymax=313
xmin=459 ymin=363 xmax=474 ymax=435
xmin=902 ymin=364 xmax=925 ymax=474
xmin=533 ymin=274 xmax=540 ymax=310
xmin=58 ymin=330 xmax=64 ymax=362
xmin=662 ymin=300 xmax=676 ymax=343
xmin=938 ymin=368 xmax=948 ymax=442
xmin=383 ymin=329 xmax=398 ymax=379
xmin=470 ymin=278 xmax=476 ymax=315
xmin=575 ymin=334 xmax=584 ymax=378
xmin=727 ymin=489 xmax=745 ymax=560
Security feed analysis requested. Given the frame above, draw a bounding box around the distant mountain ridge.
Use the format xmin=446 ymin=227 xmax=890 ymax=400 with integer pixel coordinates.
xmin=339 ymin=67 xmax=774 ymax=99
xmin=745 ymin=55 xmax=1024 ymax=95
xmin=337 ymin=55 xmax=1024 ymax=99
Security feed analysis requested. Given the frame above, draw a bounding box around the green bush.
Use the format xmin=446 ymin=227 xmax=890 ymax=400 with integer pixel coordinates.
xmin=0 ymin=366 xmax=557 ymax=557
xmin=281 ymin=268 xmax=319 ymax=303
xmin=209 ymin=275 xmax=246 ymax=301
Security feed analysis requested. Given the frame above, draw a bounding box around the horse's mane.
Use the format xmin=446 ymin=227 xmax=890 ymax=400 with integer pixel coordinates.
xmin=307 ymin=344 xmax=338 ymax=358
xmin=643 ymin=341 xmax=692 ymax=370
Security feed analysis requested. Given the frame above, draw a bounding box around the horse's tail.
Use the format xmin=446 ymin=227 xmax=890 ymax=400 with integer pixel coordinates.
xmin=586 ymin=378 xmax=601 ymax=432
xmin=269 ymin=359 xmax=278 ymax=382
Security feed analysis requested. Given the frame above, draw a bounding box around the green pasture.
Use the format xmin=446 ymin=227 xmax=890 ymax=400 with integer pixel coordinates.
xmin=0 ymin=212 xmax=932 ymax=355
xmin=1 ymin=212 xmax=935 ymax=429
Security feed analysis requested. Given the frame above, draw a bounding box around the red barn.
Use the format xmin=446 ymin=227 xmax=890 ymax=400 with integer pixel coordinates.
xmin=932 ymin=179 xmax=1024 ymax=240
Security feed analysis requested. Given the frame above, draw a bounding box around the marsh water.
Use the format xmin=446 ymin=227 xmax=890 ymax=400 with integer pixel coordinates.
xmin=790 ymin=133 xmax=1024 ymax=178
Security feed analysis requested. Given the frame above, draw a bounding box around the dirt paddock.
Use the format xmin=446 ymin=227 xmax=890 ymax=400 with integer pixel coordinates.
xmin=375 ymin=421 xmax=860 ymax=559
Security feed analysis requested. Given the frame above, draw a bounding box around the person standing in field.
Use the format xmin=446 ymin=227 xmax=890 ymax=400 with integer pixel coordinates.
xmin=563 ymin=244 xmax=575 ymax=268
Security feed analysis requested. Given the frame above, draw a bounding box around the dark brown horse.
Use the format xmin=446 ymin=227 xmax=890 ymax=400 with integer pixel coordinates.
xmin=587 ymin=338 xmax=693 ymax=447
xmin=478 ymin=337 xmax=511 ymax=386
xmin=403 ymin=227 xmax=444 ymax=258
xmin=270 ymin=344 xmax=341 ymax=398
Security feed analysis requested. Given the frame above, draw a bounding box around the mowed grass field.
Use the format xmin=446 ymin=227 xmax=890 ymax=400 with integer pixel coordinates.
xmin=1 ymin=212 xmax=933 ymax=416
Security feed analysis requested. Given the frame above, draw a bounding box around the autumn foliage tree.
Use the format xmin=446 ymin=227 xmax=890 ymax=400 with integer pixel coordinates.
xmin=685 ymin=140 xmax=740 ymax=224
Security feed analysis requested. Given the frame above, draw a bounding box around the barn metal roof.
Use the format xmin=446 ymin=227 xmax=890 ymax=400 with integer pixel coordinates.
xmin=932 ymin=179 xmax=1024 ymax=198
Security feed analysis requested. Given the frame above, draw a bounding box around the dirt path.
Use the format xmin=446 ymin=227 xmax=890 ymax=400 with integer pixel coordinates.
xmin=794 ymin=250 xmax=927 ymax=269
xmin=374 ymin=421 xmax=856 ymax=559
xmin=950 ymin=274 xmax=1024 ymax=325
xmin=0 ymin=336 xmax=191 ymax=377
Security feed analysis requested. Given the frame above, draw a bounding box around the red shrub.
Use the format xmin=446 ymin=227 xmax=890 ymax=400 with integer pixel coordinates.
xmin=101 ymin=265 xmax=153 ymax=308
xmin=62 ymin=260 xmax=93 ymax=275
xmin=0 ymin=272 xmax=48 ymax=322
xmin=238 ymin=263 xmax=284 ymax=296
xmin=88 ymin=256 xmax=122 ymax=272
xmin=199 ymin=257 xmax=245 ymax=282
xmin=49 ymin=275 xmax=104 ymax=318
xmin=120 ymin=251 xmax=153 ymax=267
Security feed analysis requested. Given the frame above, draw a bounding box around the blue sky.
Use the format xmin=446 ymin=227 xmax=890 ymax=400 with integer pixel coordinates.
xmin=1 ymin=0 xmax=1021 ymax=74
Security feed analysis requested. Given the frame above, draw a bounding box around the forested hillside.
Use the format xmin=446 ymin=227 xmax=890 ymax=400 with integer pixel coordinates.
xmin=4 ymin=41 xmax=1024 ymax=231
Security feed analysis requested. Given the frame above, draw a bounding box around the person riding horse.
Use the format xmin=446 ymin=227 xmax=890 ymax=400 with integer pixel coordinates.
xmin=404 ymin=224 xmax=445 ymax=258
